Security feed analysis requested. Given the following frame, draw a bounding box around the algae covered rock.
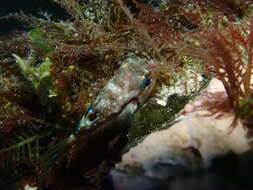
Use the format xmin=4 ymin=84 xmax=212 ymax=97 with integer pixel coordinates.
xmin=111 ymin=78 xmax=252 ymax=190
xmin=127 ymin=94 xmax=191 ymax=146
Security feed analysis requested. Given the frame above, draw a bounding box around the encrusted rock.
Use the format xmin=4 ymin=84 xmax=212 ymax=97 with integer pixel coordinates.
xmin=111 ymin=78 xmax=252 ymax=189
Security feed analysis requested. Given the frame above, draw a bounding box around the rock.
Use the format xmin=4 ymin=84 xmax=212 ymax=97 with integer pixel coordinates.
xmin=111 ymin=78 xmax=252 ymax=189
xmin=111 ymin=169 xmax=242 ymax=190
xmin=238 ymin=151 xmax=253 ymax=187
xmin=119 ymin=78 xmax=250 ymax=168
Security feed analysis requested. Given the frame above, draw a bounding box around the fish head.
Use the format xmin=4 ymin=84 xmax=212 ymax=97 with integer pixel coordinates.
xmin=78 ymin=56 xmax=155 ymax=131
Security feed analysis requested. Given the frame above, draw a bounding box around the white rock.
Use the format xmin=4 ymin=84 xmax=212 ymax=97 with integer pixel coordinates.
xmin=118 ymin=78 xmax=251 ymax=170
xmin=24 ymin=184 xmax=38 ymax=190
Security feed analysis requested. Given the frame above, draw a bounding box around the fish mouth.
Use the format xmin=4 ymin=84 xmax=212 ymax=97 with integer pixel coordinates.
xmin=78 ymin=97 xmax=140 ymax=130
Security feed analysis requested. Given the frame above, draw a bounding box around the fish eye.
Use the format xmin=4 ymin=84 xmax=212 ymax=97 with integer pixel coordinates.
xmin=86 ymin=107 xmax=100 ymax=121
xmin=140 ymin=74 xmax=151 ymax=89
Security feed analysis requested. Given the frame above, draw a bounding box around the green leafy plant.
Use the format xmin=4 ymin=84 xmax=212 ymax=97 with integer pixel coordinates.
xmin=13 ymin=54 xmax=56 ymax=104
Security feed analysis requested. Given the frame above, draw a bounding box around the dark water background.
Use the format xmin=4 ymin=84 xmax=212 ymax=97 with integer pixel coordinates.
xmin=0 ymin=0 xmax=68 ymax=35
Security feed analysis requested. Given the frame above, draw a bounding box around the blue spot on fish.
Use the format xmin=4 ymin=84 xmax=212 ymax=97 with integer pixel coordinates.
xmin=140 ymin=77 xmax=151 ymax=89
xmin=87 ymin=107 xmax=94 ymax=113
xmin=53 ymin=154 xmax=59 ymax=159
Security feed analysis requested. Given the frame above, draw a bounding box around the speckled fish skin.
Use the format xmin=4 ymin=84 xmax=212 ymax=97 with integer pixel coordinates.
xmin=94 ymin=58 xmax=150 ymax=115
xmin=78 ymin=56 xmax=154 ymax=130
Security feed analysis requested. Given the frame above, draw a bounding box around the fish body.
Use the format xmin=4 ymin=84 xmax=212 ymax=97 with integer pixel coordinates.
xmin=63 ymin=55 xmax=155 ymax=169
xmin=77 ymin=55 xmax=154 ymax=132
xmin=41 ymin=55 xmax=155 ymax=170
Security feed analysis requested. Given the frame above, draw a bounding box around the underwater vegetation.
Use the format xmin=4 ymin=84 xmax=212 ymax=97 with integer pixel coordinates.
xmin=0 ymin=0 xmax=253 ymax=189
xmin=180 ymin=13 xmax=253 ymax=130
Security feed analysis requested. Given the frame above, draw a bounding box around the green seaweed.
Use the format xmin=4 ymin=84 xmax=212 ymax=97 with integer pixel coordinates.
xmin=28 ymin=28 xmax=48 ymax=41
xmin=13 ymin=55 xmax=55 ymax=103
xmin=32 ymin=41 xmax=53 ymax=52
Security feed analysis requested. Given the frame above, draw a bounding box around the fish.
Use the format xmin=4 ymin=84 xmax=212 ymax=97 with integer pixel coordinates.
xmin=77 ymin=55 xmax=154 ymax=132
xmin=41 ymin=55 xmax=156 ymax=170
